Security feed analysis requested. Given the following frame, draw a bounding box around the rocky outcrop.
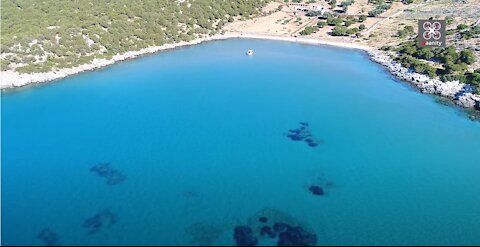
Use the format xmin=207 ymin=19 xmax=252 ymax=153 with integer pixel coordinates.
xmin=369 ymin=50 xmax=480 ymax=110
xmin=457 ymin=93 xmax=478 ymax=108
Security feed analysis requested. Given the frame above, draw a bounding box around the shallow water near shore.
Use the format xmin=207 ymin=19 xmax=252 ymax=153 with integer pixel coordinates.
xmin=2 ymin=39 xmax=480 ymax=246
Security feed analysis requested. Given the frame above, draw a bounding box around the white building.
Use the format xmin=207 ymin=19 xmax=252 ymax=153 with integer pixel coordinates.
xmin=289 ymin=3 xmax=327 ymax=14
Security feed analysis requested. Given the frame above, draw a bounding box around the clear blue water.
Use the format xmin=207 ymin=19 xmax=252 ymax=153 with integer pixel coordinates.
xmin=2 ymin=39 xmax=480 ymax=246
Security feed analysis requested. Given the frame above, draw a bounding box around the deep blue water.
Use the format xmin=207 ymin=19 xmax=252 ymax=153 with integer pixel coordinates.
xmin=2 ymin=39 xmax=480 ymax=246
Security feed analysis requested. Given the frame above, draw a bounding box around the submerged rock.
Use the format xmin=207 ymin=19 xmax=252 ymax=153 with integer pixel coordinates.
xmin=289 ymin=129 xmax=302 ymax=134
xmin=37 ymin=228 xmax=60 ymax=246
xmin=83 ymin=209 xmax=117 ymax=234
xmin=286 ymin=123 xmax=320 ymax=148
xmin=90 ymin=163 xmax=126 ymax=185
xmin=258 ymin=217 xmax=268 ymax=223
xmin=273 ymin=223 xmax=288 ymax=233
xmin=242 ymin=208 xmax=318 ymax=246
xmin=260 ymin=226 xmax=276 ymax=239
xmin=307 ymin=142 xmax=319 ymax=147
xmin=277 ymin=225 xmax=318 ymax=246
xmin=234 ymin=226 xmax=258 ymax=246
xmin=309 ymin=185 xmax=325 ymax=196
xmin=287 ymin=132 xmax=311 ymax=141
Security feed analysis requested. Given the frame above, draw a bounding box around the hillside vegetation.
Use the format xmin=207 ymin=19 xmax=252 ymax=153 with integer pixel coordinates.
xmin=381 ymin=20 xmax=480 ymax=93
xmin=1 ymin=0 xmax=270 ymax=73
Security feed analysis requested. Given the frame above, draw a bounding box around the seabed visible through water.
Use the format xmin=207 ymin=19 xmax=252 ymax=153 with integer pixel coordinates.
xmin=2 ymin=39 xmax=480 ymax=246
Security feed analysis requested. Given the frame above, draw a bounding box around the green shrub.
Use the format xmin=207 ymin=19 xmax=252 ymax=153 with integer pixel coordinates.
xmin=317 ymin=21 xmax=327 ymax=28
xmin=300 ymin=26 xmax=318 ymax=35
xmin=331 ymin=26 xmax=349 ymax=36
xmin=368 ymin=3 xmax=391 ymax=17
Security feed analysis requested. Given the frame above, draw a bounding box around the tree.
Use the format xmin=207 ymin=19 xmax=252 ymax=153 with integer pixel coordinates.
xmin=317 ymin=21 xmax=327 ymax=28
xmin=397 ymin=29 xmax=407 ymax=38
xmin=445 ymin=62 xmax=467 ymax=74
xmin=331 ymin=26 xmax=348 ymax=36
xmin=300 ymin=26 xmax=318 ymax=35
xmin=330 ymin=0 xmax=337 ymax=8
xmin=1 ymin=0 xmax=270 ymax=73
xmin=327 ymin=17 xmax=343 ymax=26
xmin=344 ymin=19 xmax=355 ymax=27
xmin=466 ymin=72 xmax=480 ymax=86
xmin=417 ymin=47 xmax=434 ymax=60
xmin=347 ymin=27 xmax=359 ymax=35
xmin=446 ymin=16 xmax=454 ymax=25
xmin=368 ymin=3 xmax=391 ymax=17
xmin=459 ymin=49 xmax=476 ymax=65
xmin=457 ymin=24 xmax=468 ymax=30
xmin=405 ymin=26 xmax=414 ymax=33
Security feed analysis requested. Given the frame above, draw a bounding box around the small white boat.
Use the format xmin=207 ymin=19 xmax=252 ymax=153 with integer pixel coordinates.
xmin=246 ymin=49 xmax=254 ymax=56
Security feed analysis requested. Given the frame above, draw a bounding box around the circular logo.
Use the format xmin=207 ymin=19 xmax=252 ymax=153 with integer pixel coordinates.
xmin=423 ymin=21 xmax=442 ymax=40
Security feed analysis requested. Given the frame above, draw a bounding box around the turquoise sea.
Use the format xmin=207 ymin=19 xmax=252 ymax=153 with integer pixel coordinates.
xmin=2 ymin=39 xmax=480 ymax=246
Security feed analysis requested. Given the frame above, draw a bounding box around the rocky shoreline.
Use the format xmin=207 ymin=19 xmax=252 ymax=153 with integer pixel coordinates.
xmin=0 ymin=34 xmax=237 ymax=90
xmin=0 ymin=33 xmax=371 ymax=90
xmin=369 ymin=50 xmax=480 ymax=110
xmin=1 ymin=33 xmax=479 ymax=111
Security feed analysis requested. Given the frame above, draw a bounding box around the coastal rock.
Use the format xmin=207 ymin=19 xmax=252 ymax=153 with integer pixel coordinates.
xmin=368 ymin=50 xmax=480 ymax=110
xmin=419 ymin=81 xmax=438 ymax=95
xmin=455 ymin=87 xmax=480 ymax=108
xmin=456 ymin=93 xmax=478 ymax=108
xmin=437 ymin=81 xmax=464 ymax=98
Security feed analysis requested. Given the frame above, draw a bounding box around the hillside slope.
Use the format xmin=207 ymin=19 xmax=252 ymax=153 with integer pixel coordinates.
xmin=0 ymin=0 xmax=270 ymax=73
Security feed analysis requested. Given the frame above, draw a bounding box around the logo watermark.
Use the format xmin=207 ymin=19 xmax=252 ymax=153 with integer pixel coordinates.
xmin=418 ymin=20 xmax=446 ymax=48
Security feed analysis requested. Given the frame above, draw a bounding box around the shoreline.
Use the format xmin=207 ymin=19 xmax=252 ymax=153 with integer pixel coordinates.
xmin=1 ymin=32 xmax=479 ymax=110
xmin=0 ymin=33 xmax=235 ymax=90
xmin=368 ymin=50 xmax=480 ymax=110
xmin=0 ymin=32 xmax=370 ymax=90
